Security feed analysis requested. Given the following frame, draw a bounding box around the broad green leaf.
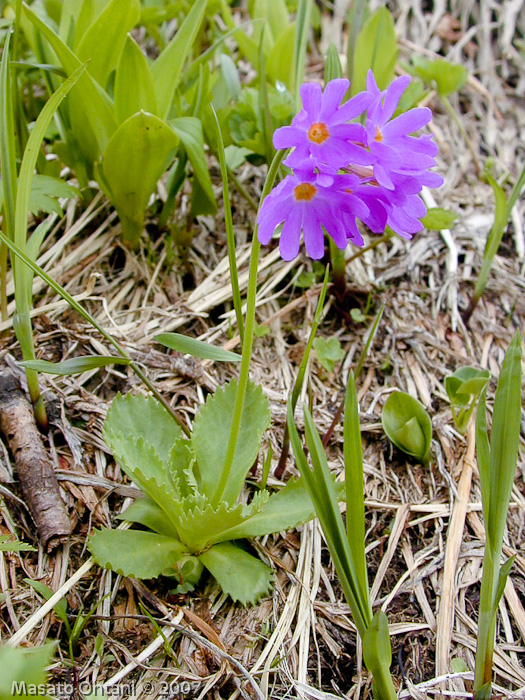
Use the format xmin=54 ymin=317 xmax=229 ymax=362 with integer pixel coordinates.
xmin=101 ymin=111 xmax=178 ymax=247
xmin=104 ymin=393 xmax=182 ymax=463
xmin=114 ymin=34 xmax=158 ymax=124
xmin=22 ymin=4 xmax=118 ymax=154
xmin=0 ymin=645 xmax=55 ymax=699
xmin=20 ymin=356 xmax=130 ymax=376
xmin=167 ymin=438 xmax=196 ymax=498
xmin=29 ymin=175 xmax=79 ymax=216
xmin=118 ymin=497 xmax=180 ymax=539
xmin=313 ymin=337 xmax=345 ymax=373
xmin=191 ymin=378 xmax=270 ymax=504
xmin=198 ymin=542 xmax=273 ymax=605
xmin=76 ymin=0 xmax=140 ymax=88
xmin=382 ymin=391 xmax=432 ymax=464
xmin=445 ymin=367 xmax=490 ymax=406
xmin=167 ymin=554 xmax=204 ymax=593
xmin=89 ymin=528 xmax=188 ymax=579
xmin=215 ymin=478 xmax=315 ymax=541
xmin=485 ymin=331 xmax=522 ymax=553
xmin=450 ymin=658 xmax=469 ymax=673
xmin=151 ymin=0 xmax=208 ymax=119
xmin=267 ymin=24 xmax=296 ymax=90
xmin=169 ymin=117 xmax=216 ymax=216
xmin=474 ymin=173 xmax=509 ymax=302
xmin=155 ymin=332 xmax=240 ymax=362
xmin=352 ymin=7 xmax=398 ymax=95
xmin=421 ymin=207 xmax=458 ymax=230
xmin=176 ymin=499 xmax=249 ymax=550
xmin=410 ymin=56 xmax=468 ymax=97
xmin=0 ymin=534 xmax=36 ymax=552
xmin=219 ymin=53 xmax=241 ymax=101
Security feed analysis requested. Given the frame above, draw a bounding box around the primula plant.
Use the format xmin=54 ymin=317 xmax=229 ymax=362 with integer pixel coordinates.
xmin=88 ymin=382 xmax=319 ymax=605
xmin=257 ymin=73 xmax=443 ymax=260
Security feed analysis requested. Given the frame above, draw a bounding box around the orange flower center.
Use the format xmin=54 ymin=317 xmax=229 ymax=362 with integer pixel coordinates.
xmin=307 ymin=121 xmax=330 ymax=144
xmin=294 ymin=183 xmax=317 ymax=201
xmin=375 ymin=127 xmax=383 ymax=142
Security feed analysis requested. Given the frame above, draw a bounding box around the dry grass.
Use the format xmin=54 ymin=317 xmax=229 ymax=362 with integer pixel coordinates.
xmin=0 ymin=1 xmax=524 ymax=698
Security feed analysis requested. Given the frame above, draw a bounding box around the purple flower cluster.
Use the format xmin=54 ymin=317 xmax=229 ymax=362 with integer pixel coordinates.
xmin=257 ymin=72 xmax=443 ymax=261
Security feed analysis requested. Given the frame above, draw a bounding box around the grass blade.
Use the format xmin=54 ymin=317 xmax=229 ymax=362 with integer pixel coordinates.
xmin=155 ymin=332 xmax=241 ymax=362
xmin=293 ymin=0 xmax=313 ymax=107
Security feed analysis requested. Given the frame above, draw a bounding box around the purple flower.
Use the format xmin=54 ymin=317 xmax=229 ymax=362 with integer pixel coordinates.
xmin=257 ymin=172 xmax=350 ymax=261
xmin=363 ymin=71 xmax=443 ymax=191
xmin=273 ymin=79 xmax=373 ymax=173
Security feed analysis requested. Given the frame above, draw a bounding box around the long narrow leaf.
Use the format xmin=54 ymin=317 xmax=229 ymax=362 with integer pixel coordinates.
xmin=155 ymin=332 xmax=241 ymax=362
xmin=293 ymin=0 xmax=313 ymax=106
xmin=485 ymin=330 xmax=522 ymax=552
xmin=20 ymin=357 xmax=131 ymax=376
xmin=151 ymin=0 xmax=208 ymax=119
xmin=344 ymin=372 xmax=369 ymax=603
xmin=473 ymin=173 xmax=508 ymax=302
xmin=0 ymin=31 xmax=17 ymax=242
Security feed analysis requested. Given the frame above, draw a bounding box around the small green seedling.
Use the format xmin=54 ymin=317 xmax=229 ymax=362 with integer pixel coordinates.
xmin=408 ymin=56 xmax=468 ymax=98
xmin=445 ymin=366 xmax=490 ymax=434
xmin=421 ymin=207 xmax=458 ymax=231
xmin=382 ymin=391 xmax=432 ymax=465
xmin=313 ymin=337 xmax=345 ymax=373
xmin=89 ymin=383 xmax=317 ymax=605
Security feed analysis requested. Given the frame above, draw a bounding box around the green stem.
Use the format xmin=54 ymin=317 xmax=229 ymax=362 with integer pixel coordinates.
xmin=329 ymin=238 xmax=346 ymax=298
xmin=474 ymin=547 xmax=499 ymax=693
xmin=211 ymin=106 xmax=244 ymax=347
xmin=211 ymin=150 xmax=286 ymax=507
xmin=371 ymin=664 xmax=398 ymax=700
xmin=0 ymin=229 xmax=190 ymax=437
xmin=228 ymin=168 xmax=258 ymax=212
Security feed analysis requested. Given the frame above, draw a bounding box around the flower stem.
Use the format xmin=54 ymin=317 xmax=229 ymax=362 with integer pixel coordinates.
xmin=329 ymin=238 xmax=346 ymax=298
xmin=211 ymin=151 xmax=286 ymax=508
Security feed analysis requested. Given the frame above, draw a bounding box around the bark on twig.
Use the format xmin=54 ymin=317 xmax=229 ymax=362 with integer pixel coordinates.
xmin=0 ymin=373 xmax=71 ymax=551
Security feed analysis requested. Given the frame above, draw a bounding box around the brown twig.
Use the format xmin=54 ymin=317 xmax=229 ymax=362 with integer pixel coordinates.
xmin=0 ymin=373 xmax=71 ymax=551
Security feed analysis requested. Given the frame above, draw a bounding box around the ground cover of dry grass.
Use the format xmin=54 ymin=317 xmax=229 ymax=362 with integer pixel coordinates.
xmin=0 ymin=1 xmax=524 ymax=698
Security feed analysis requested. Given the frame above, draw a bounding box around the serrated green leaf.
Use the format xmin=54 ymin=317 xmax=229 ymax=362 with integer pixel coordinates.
xmin=169 ymin=117 xmax=216 ymax=216
xmin=198 ymin=542 xmax=273 ymax=605
xmin=155 ymin=332 xmax=240 ymax=362
xmin=382 ymin=391 xmax=432 ymax=464
xmin=215 ymin=478 xmax=315 ymax=541
xmin=114 ymin=34 xmax=158 ymax=124
xmin=89 ymin=528 xmax=188 ymax=579
xmin=352 ymin=7 xmax=398 ymax=95
xmin=117 ymin=497 xmax=180 ymax=539
xmin=104 ymin=393 xmax=182 ymax=463
xmin=151 ymin=0 xmax=208 ymax=119
xmin=20 ymin=356 xmax=130 ymax=376
xmin=0 ymin=535 xmax=36 ymax=552
xmin=167 ymin=437 xmax=196 ymax=498
xmin=28 ymin=175 xmax=79 ymax=216
xmin=410 ymin=56 xmax=468 ymax=97
xmin=76 ymin=0 xmax=140 ymax=88
xmin=421 ymin=207 xmax=458 ymax=231
xmin=177 ymin=499 xmax=247 ymax=550
xmin=191 ymin=378 xmax=270 ymax=504
xmin=100 ymin=111 xmax=178 ymax=247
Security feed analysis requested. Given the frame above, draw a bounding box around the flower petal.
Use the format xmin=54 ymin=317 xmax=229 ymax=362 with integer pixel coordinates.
xmin=319 ymin=78 xmax=350 ymax=121
xmin=273 ymin=125 xmax=305 ymax=149
xmin=299 ymin=82 xmax=322 ymax=120
xmin=279 ymin=205 xmax=303 ymax=261
xmin=302 ymin=211 xmax=325 ymax=259
xmin=383 ymin=107 xmax=432 ymax=138
xmin=380 ymin=76 xmax=410 ymax=123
